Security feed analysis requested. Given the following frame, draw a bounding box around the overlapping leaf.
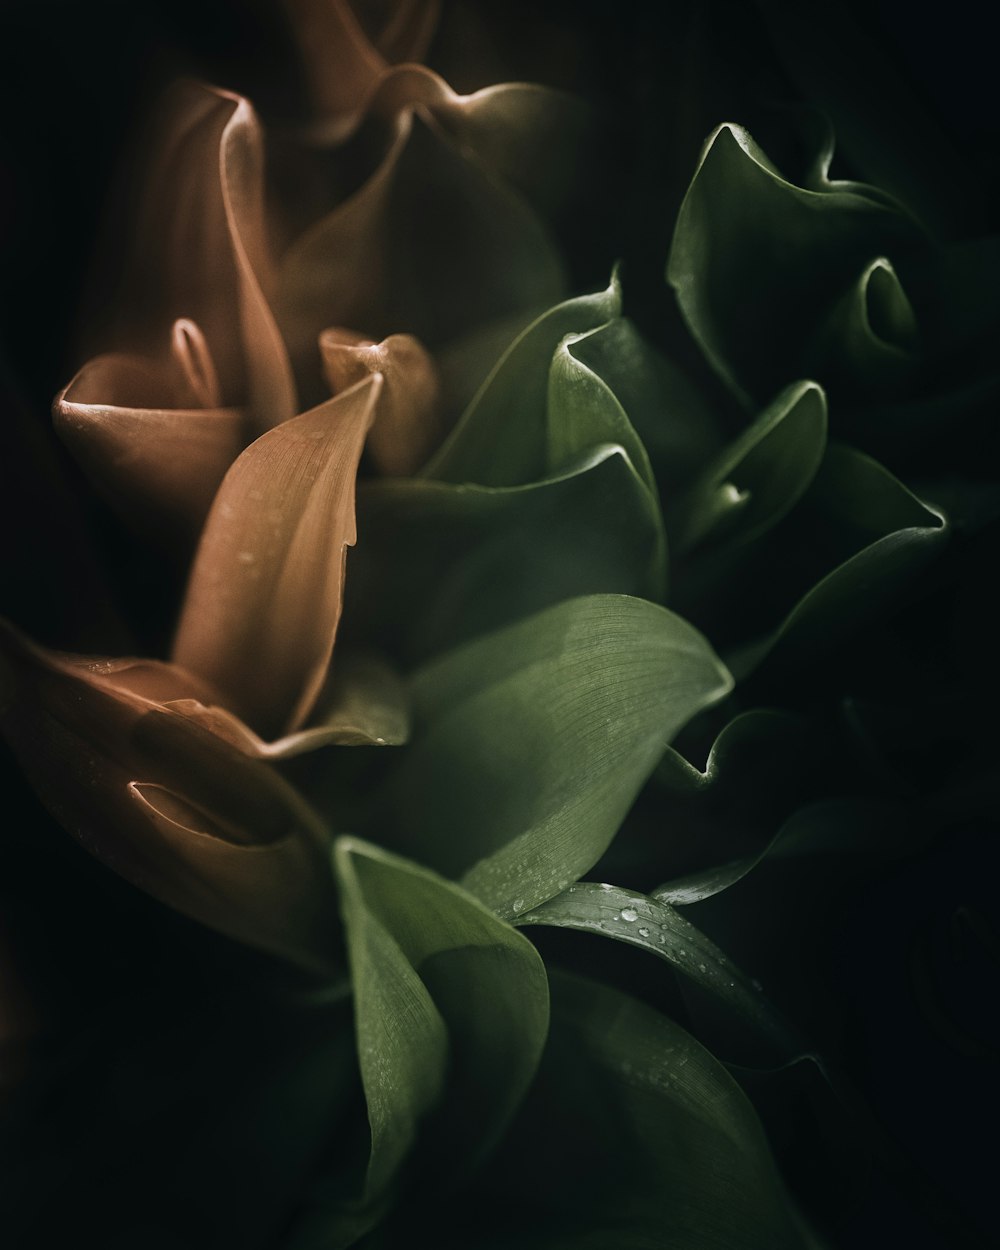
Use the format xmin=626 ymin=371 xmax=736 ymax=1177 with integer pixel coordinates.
xmin=345 ymin=277 xmax=667 ymax=664
xmin=331 ymin=839 xmax=548 ymax=1228
xmin=728 ymin=442 xmax=948 ymax=678
xmin=384 ymin=972 xmax=811 ymax=1248
xmin=517 ymin=883 xmax=798 ymax=1054
xmin=667 ymin=122 xmax=922 ymax=406
xmin=372 ymin=595 xmax=732 ymax=918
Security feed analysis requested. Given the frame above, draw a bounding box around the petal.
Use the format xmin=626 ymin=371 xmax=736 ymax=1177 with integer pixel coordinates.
xmin=320 ymin=328 xmax=442 ymax=475
xmin=116 ymin=81 xmax=295 ymax=430
xmin=54 ymin=320 xmax=245 ymax=537
xmin=172 ymin=378 xmax=380 ymax=737
xmin=0 ymin=623 xmax=336 ymax=970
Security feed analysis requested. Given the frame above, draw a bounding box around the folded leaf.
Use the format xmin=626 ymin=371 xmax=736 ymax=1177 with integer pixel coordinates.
xmin=426 ymin=274 xmax=621 ymax=485
xmin=161 ymin=650 xmax=409 ymax=757
xmin=804 ymin=257 xmax=919 ymax=396
xmin=172 ymin=377 xmax=378 ymax=737
xmin=346 ymin=445 xmax=665 ymax=666
xmin=671 ymin=380 xmax=827 ymax=555
xmin=333 ymin=838 xmax=548 ymax=1214
xmin=277 ymin=67 xmax=565 ymax=384
xmin=0 ymin=623 xmax=336 ymax=970
xmin=116 ymin=81 xmax=295 ymax=429
xmin=517 ymin=883 xmax=797 ymax=1054
xmin=729 ymin=442 xmax=948 ymax=677
xmin=404 ymin=971 xmax=811 ymax=1249
xmin=320 ymin=328 xmax=442 ymax=475
xmin=667 ymin=122 xmax=921 ymax=405
xmin=375 ymin=595 xmax=732 ymax=918
xmin=54 ymin=320 xmax=245 ymax=537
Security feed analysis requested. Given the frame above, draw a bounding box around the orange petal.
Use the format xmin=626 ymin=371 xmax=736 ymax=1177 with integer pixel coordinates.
xmin=116 ymin=81 xmax=295 ymax=430
xmin=172 ymin=377 xmax=380 ymax=737
xmin=54 ymin=321 xmax=245 ymax=537
xmin=0 ymin=623 xmax=336 ymax=970
xmin=321 ymin=328 xmax=442 ymax=475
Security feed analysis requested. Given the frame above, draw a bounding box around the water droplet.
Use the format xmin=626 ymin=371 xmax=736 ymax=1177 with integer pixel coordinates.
xmin=638 ymin=927 xmax=650 ymax=938
xmin=678 ymin=948 xmax=687 ymax=957
xmin=621 ymin=908 xmax=638 ymax=923
xmin=698 ymin=963 xmax=707 ymax=973
xmin=513 ymin=898 xmax=524 ymax=912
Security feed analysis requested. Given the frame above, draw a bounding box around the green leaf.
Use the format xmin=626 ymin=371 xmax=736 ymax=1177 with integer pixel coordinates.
xmin=333 ymin=837 xmax=549 ymax=1216
xmin=346 ymin=445 xmax=665 ymax=667
xmin=424 ymin=274 xmax=622 ymax=485
xmin=545 ymin=323 xmax=667 ymax=591
xmin=670 ymin=380 xmax=827 ymax=555
xmin=374 ymin=595 xmax=732 ymax=918
xmin=546 ymin=325 xmax=657 ymax=494
xmin=652 ymin=796 xmax=919 ymax=907
xmin=804 ymin=257 xmax=919 ymax=396
xmin=667 ymin=122 xmax=921 ymax=405
xmin=517 ymin=883 xmax=798 ymax=1054
xmin=559 ymin=314 xmax=726 ymax=492
xmin=422 ymin=972 xmax=813 ymax=1248
xmin=729 ymin=442 xmax=947 ymax=677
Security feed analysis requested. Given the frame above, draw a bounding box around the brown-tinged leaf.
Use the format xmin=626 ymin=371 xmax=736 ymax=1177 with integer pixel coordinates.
xmin=0 ymin=623 xmax=336 ymax=969
xmin=320 ymin=328 xmax=442 ymax=476
xmin=54 ymin=320 xmax=244 ymax=537
xmin=172 ymin=377 xmax=379 ymax=737
xmin=117 ymin=81 xmax=295 ymax=430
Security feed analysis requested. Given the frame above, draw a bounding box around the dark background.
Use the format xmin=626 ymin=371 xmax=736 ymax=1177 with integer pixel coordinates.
xmin=1 ymin=3 xmax=996 ymax=1247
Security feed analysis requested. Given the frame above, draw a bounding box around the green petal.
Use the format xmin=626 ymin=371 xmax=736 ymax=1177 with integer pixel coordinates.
xmin=374 ymin=595 xmax=732 ymax=917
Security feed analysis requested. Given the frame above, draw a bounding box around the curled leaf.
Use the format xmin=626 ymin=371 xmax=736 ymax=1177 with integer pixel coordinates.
xmin=115 ymin=81 xmax=295 ymax=429
xmin=671 ymin=380 xmax=827 ymax=555
xmin=0 ymin=622 xmax=335 ymax=970
xmin=426 ymin=273 xmax=622 ymax=485
xmin=729 ymin=443 xmax=948 ymax=677
xmin=347 ymin=444 xmax=666 ymax=666
xmin=320 ymin=328 xmax=442 ymax=475
xmin=54 ymin=320 xmax=244 ymax=537
xmin=518 ymin=883 xmax=798 ymax=1055
xmin=376 ymin=595 xmax=732 ymax=918
xmin=667 ymin=122 xmax=921 ymax=405
xmin=277 ymin=66 xmax=566 ymax=384
xmin=172 ymin=377 xmax=379 ymax=738
xmin=333 ymin=838 xmax=548 ymax=1214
